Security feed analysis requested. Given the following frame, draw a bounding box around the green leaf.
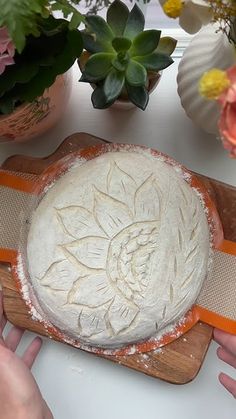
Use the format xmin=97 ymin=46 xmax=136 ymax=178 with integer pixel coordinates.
xmin=17 ymin=69 xmax=55 ymax=102
xmin=0 ymin=62 xmax=39 ymax=96
xmin=123 ymin=4 xmax=145 ymax=40
xmin=92 ymin=85 xmax=116 ymax=109
xmin=79 ymin=73 xmax=93 ymax=83
xmin=112 ymin=57 xmax=127 ymax=72
xmin=130 ymin=30 xmax=161 ymax=57
xmin=0 ymin=0 xmax=48 ymax=52
xmin=82 ymin=30 xmax=116 ymax=53
xmin=82 ymin=32 xmax=104 ymax=53
xmin=39 ymin=15 xmax=67 ymax=36
xmin=126 ymin=83 xmax=149 ymax=110
xmin=112 ymin=37 xmax=132 ymax=52
xmin=134 ymin=52 xmax=173 ymax=71
xmin=0 ymin=16 xmax=73 ymax=97
xmin=69 ymin=11 xmax=84 ymax=29
xmin=126 ymin=60 xmax=147 ymax=86
xmin=51 ymin=1 xmax=85 ymax=27
xmin=15 ymin=29 xmax=83 ymax=102
xmin=104 ymin=69 xmax=125 ymax=102
xmin=51 ymin=2 xmax=72 ymax=18
xmin=156 ymin=37 xmax=177 ymax=56
xmin=85 ymin=15 xmax=114 ymax=51
xmin=0 ymin=4 xmax=83 ymax=112
xmin=67 ymin=29 xmax=84 ymax=57
xmin=0 ymin=96 xmax=16 ymax=115
xmin=84 ymin=53 xmax=114 ymax=80
xmin=107 ymin=0 xmax=129 ymax=36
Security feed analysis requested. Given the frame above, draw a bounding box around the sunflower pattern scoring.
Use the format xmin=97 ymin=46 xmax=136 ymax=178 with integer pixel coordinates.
xmin=27 ymin=151 xmax=210 ymax=348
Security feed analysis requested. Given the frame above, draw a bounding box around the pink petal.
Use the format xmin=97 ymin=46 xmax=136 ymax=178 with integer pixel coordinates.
xmin=218 ymin=65 xmax=236 ymax=105
xmin=0 ymin=62 xmax=6 ymax=75
xmin=0 ymin=27 xmax=10 ymax=42
xmin=0 ymin=40 xmax=9 ymax=55
xmin=222 ymin=138 xmax=236 ymax=158
xmin=0 ymin=54 xmax=14 ymax=74
xmin=226 ymin=86 xmax=236 ymax=103
xmin=0 ymin=27 xmax=15 ymax=56
xmin=219 ymin=102 xmax=236 ymax=157
xmin=7 ymin=41 xmax=15 ymax=57
xmin=219 ymin=85 xmax=236 ymax=106
xmin=226 ymin=65 xmax=236 ymax=85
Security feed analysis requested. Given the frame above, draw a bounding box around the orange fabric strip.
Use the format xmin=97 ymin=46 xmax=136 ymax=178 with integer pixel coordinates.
xmin=0 ymin=248 xmax=17 ymax=263
xmin=0 ymin=171 xmax=36 ymax=193
xmin=218 ymin=239 xmax=236 ymax=257
xmin=196 ymin=305 xmax=236 ymax=334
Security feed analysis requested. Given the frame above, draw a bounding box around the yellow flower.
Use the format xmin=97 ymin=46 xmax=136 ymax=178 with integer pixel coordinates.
xmin=199 ymin=68 xmax=231 ymax=100
xmin=163 ymin=0 xmax=183 ymax=18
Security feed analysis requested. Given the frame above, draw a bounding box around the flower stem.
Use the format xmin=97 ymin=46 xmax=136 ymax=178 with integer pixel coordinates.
xmin=229 ymin=17 xmax=236 ymax=48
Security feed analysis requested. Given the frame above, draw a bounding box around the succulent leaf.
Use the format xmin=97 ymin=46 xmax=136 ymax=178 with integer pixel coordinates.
xmin=126 ymin=60 xmax=147 ymax=86
xmin=92 ymin=85 xmax=115 ymax=109
xmin=134 ymin=52 xmax=173 ymax=71
xmin=112 ymin=37 xmax=132 ymax=53
xmin=156 ymin=37 xmax=177 ymax=56
xmin=126 ymin=83 xmax=149 ymax=110
xmin=85 ymin=15 xmax=115 ymax=52
xmin=130 ymin=30 xmax=161 ymax=56
xmin=123 ymin=4 xmax=145 ymax=40
xmin=112 ymin=57 xmax=127 ymax=72
xmin=84 ymin=52 xmax=114 ymax=80
xmin=79 ymin=73 xmax=92 ymax=83
xmin=107 ymin=0 xmax=129 ymax=36
xmin=104 ymin=69 xmax=125 ymax=102
xmin=82 ymin=32 xmax=109 ymax=54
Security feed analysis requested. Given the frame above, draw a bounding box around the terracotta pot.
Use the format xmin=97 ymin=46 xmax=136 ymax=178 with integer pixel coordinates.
xmin=0 ymin=71 xmax=72 ymax=143
xmin=177 ymin=24 xmax=235 ymax=135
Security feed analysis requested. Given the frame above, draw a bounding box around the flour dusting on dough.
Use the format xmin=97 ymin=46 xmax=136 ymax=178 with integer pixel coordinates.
xmin=26 ymin=150 xmax=211 ymax=350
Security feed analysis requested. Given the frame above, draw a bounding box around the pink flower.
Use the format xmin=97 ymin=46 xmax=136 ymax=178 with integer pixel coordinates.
xmin=218 ymin=66 xmax=236 ymax=158
xmin=0 ymin=27 xmax=15 ymax=75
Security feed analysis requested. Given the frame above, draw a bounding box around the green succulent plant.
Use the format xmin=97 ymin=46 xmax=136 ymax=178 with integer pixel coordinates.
xmin=80 ymin=0 xmax=177 ymax=110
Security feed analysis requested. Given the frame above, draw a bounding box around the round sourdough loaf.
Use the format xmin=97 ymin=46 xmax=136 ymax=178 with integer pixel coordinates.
xmin=27 ymin=150 xmax=210 ymax=348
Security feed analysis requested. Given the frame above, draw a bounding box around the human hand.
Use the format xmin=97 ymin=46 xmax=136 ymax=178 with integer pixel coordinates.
xmin=0 ymin=290 xmax=53 ymax=419
xmin=214 ymin=328 xmax=236 ymax=398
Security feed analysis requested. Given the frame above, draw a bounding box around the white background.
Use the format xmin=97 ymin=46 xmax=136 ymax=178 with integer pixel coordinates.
xmin=1 ymin=41 xmax=236 ymax=419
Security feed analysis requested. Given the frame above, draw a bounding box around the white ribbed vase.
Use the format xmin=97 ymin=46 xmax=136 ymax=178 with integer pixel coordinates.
xmin=177 ymin=24 xmax=236 ymax=135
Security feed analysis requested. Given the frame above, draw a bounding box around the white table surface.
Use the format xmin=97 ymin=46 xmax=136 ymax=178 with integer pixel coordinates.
xmin=1 ymin=59 xmax=236 ymax=419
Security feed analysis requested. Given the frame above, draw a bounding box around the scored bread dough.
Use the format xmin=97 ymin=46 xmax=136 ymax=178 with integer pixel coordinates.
xmin=27 ymin=150 xmax=210 ymax=348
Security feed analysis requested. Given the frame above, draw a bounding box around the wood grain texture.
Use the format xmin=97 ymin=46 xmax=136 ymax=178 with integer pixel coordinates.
xmin=0 ymin=132 xmax=235 ymax=384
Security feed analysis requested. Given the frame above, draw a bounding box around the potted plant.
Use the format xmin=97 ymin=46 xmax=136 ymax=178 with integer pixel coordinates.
xmin=0 ymin=0 xmax=84 ymax=142
xmin=79 ymin=0 xmax=177 ymax=110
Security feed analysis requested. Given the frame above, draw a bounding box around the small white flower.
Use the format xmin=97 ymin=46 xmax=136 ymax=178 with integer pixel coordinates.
xmin=160 ymin=0 xmax=213 ymax=34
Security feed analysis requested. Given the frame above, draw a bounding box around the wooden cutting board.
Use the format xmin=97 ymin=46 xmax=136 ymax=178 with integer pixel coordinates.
xmin=0 ymin=132 xmax=235 ymax=384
